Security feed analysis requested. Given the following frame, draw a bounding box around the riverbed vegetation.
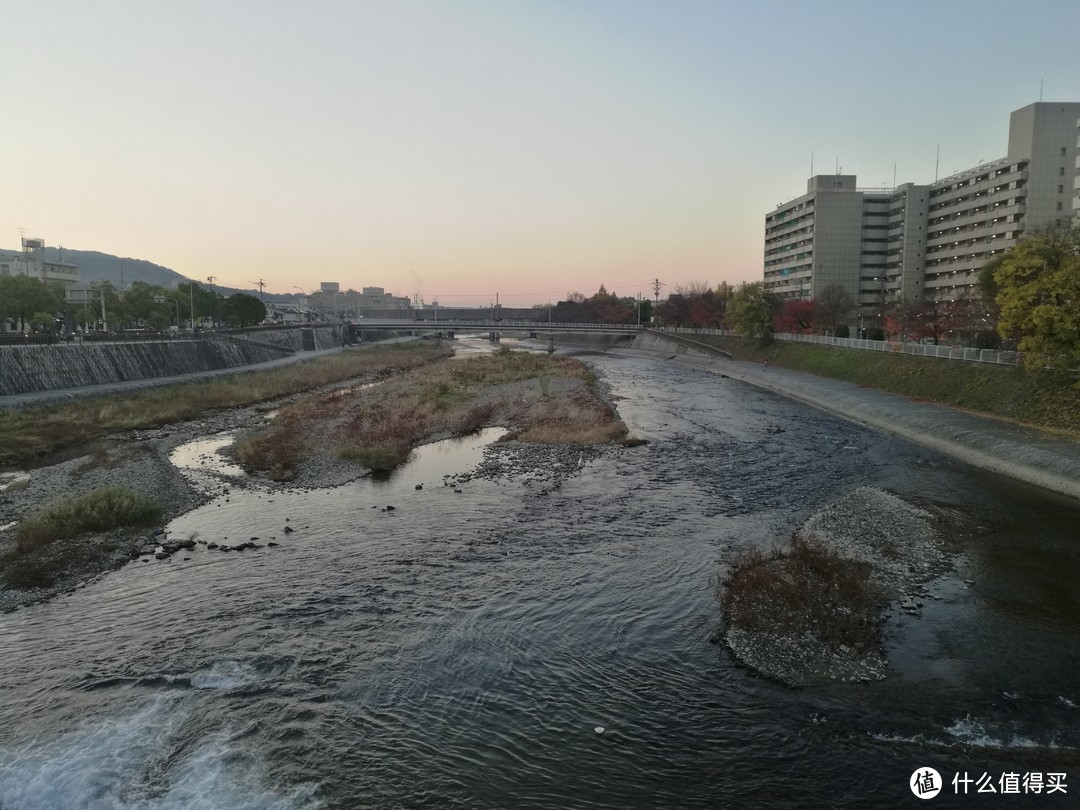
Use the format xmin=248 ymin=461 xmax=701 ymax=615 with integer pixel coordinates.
xmin=1 ymin=486 xmax=161 ymax=589
xmin=722 ymin=534 xmax=884 ymax=652
xmin=234 ymin=348 xmax=630 ymax=478
xmin=0 ymin=342 xmax=452 ymax=467
xmin=14 ymin=486 xmax=161 ymax=551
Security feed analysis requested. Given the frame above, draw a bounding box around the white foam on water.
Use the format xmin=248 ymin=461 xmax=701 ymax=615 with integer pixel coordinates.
xmin=944 ymin=715 xmax=1066 ymax=750
xmin=0 ymin=696 xmax=319 ymax=810
xmin=187 ymin=660 xmax=256 ymax=691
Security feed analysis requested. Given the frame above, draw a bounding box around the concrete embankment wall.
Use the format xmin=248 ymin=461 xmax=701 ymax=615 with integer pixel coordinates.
xmin=631 ymin=331 xmax=721 ymax=356
xmin=0 ymin=325 xmax=344 ymax=396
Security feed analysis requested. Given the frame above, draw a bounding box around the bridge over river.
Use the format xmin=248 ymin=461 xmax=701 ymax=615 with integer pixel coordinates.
xmin=350 ymin=318 xmax=644 ymax=337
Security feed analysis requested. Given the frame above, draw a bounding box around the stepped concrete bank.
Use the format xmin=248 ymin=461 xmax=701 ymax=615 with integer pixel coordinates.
xmin=0 ymin=326 xmax=344 ymax=397
xmin=625 ymin=332 xmax=1080 ymax=503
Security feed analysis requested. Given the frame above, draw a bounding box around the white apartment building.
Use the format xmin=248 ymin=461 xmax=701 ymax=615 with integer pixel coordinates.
xmin=764 ymin=102 xmax=1080 ymax=326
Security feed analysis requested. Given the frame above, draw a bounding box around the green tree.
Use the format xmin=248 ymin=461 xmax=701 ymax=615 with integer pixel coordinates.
xmin=992 ymin=221 xmax=1080 ymax=373
xmin=222 ymin=293 xmax=267 ymax=326
xmin=728 ymin=282 xmax=778 ymax=339
xmin=177 ymin=282 xmax=218 ymax=325
xmin=30 ymin=312 xmax=57 ymax=333
xmin=0 ymin=275 xmax=60 ymax=331
xmin=72 ymin=306 xmax=99 ymax=328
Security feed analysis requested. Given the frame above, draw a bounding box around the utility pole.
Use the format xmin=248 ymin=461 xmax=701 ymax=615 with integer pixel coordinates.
xmin=652 ymin=278 xmax=662 ymax=306
xmin=207 ymin=276 xmax=217 ymax=326
xmin=249 ymin=279 xmax=266 ymax=302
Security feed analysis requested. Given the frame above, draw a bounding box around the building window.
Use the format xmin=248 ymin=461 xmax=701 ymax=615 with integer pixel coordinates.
xmin=1057 ymin=202 xmax=1063 ymax=211
xmin=1061 ymin=167 xmax=1067 ymax=176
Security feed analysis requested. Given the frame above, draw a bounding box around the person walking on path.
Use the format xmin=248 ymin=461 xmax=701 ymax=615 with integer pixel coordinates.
xmin=763 ymin=356 xmax=769 ymax=368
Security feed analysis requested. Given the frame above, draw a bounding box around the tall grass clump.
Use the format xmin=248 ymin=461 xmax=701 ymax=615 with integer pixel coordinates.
xmin=14 ymin=487 xmax=161 ymax=551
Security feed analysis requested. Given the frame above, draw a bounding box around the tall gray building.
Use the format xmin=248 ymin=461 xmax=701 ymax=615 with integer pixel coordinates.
xmin=764 ymin=102 xmax=1080 ymax=328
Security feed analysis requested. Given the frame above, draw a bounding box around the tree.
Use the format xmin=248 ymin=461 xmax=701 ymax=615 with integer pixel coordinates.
xmin=222 ymin=293 xmax=267 ymax=327
xmin=72 ymin=306 xmax=99 ymax=328
xmin=655 ymin=281 xmax=725 ymax=328
xmin=814 ymin=284 xmax=854 ymax=335
xmin=30 ymin=312 xmax=57 ymax=333
xmin=177 ymin=282 xmax=218 ymax=325
xmin=992 ymin=220 xmax=1080 ymax=372
xmin=728 ymin=282 xmax=779 ymax=339
xmin=774 ymin=299 xmax=818 ymax=334
xmin=0 ymin=275 xmax=60 ymax=332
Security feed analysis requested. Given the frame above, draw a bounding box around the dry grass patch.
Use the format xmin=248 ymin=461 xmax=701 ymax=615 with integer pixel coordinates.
xmin=722 ymin=535 xmax=884 ymax=652
xmin=236 ymin=349 xmax=634 ymax=477
xmin=512 ymin=394 xmax=628 ymax=444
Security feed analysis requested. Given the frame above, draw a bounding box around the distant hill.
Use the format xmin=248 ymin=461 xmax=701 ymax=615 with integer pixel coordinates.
xmin=9 ymin=247 xmax=257 ymax=298
xmin=35 ymin=247 xmax=189 ymax=288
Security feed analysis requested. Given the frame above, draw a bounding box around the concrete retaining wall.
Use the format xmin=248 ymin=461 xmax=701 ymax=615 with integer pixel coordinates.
xmin=0 ymin=325 xmax=344 ymax=396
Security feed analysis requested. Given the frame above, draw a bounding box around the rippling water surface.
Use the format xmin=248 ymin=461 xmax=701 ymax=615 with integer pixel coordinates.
xmin=2 ymin=347 xmax=1079 ymax=808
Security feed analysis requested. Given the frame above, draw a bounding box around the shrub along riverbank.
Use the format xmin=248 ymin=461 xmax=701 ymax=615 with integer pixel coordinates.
xmin=682 ymin=334 xmax=1080 ymax=435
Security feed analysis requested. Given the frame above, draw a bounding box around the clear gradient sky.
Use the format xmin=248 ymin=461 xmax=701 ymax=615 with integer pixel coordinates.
xmin=3 ymin=0 xmax=1079 ymax=306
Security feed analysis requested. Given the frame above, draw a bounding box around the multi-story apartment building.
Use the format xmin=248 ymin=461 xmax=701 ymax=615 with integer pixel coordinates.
xmin=764 ymin=102 xmax=1080 ymax=328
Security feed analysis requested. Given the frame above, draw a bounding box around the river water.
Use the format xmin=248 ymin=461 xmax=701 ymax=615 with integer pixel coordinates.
xmin=1 ymin=345 xmax=1078 ymax=808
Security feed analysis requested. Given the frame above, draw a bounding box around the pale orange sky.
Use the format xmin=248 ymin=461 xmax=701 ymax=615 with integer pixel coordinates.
xmin=3 ymin=1 xmax=1077 ymax=305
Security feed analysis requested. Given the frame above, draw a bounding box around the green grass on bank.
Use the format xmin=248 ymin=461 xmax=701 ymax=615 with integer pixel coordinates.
xmin=0 ymin=343 xmax=452 ymax=467
xmin=14 ymin=486 xmax=161 ymax=551
xmin=0 ymin=486 xmax=161 ymax=590
xmin=685 ymin=334 xmax=1080 ymax=435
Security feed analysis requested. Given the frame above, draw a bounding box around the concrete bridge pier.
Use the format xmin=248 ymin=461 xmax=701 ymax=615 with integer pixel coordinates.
xmin=489 ymin=332 xmax=501 ymax=343
xmin=547 ymin=336 xmax=555 ymax=354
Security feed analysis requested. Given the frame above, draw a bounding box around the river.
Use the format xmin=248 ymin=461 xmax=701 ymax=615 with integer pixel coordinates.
xmin=1 ymin=345 xmax=1078 ymax=808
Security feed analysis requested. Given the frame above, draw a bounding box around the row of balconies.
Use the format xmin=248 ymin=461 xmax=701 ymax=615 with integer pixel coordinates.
xmin=764 ymin=225 xmax=813 ymax=247
xmin=928 ymin=198 xmax=1023 ymax=225
xmin=925 ymin=220 xmax=1017 ymax=247
xmin=928 ymin=177 xmax=1027 ymax=211
xmin=924 ymin=216 xmax=1015 ymax=240
xmin=765 ymin=201 xmax=815 ymax=225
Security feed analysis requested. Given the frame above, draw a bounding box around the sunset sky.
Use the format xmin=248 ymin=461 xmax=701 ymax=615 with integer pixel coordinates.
xmin=3 ymin=0 xmax=1079 ymax=306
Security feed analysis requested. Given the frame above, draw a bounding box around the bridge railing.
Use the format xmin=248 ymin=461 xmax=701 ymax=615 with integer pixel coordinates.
xmin=353 ymin=318 xmax=643 ymax=331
